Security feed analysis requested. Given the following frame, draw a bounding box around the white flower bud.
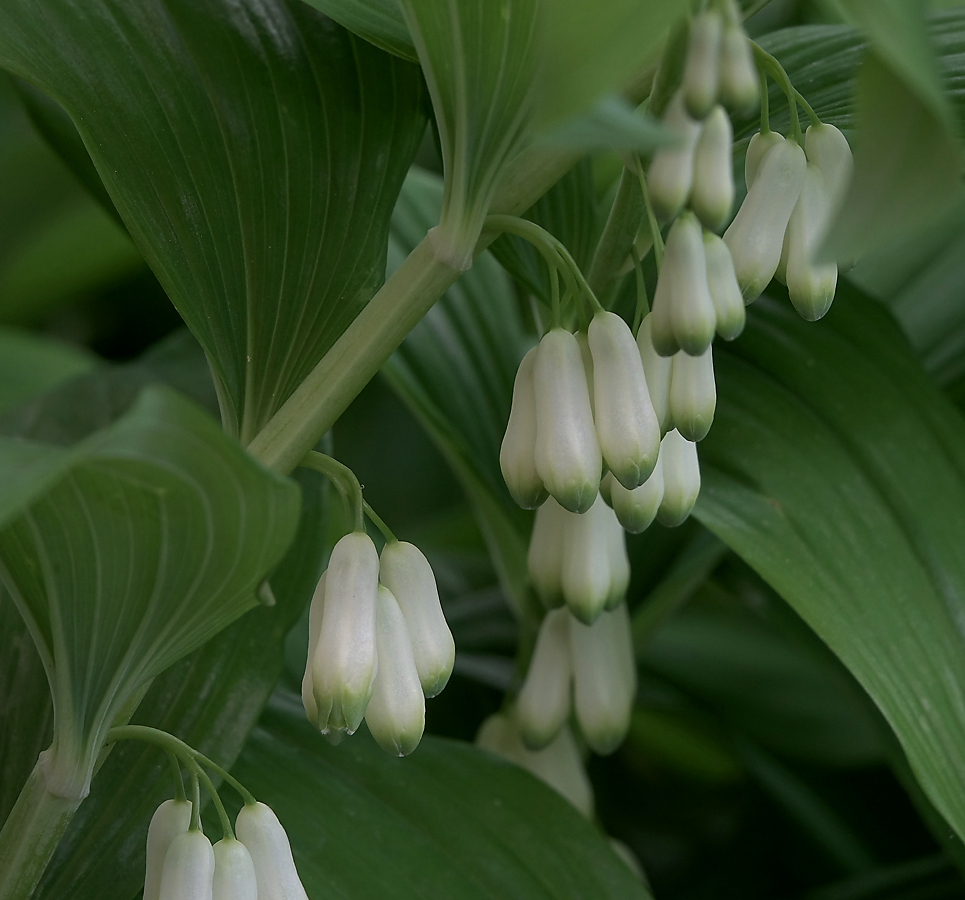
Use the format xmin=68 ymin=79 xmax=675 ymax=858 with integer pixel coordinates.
xmin=499 ymin=346 xmax=546 ymax=509
xmin=718 ymin=8 xmax=759 ymax=113
xmin=647 ymin=91 xmax=702 ymax=221
xmin=576 ymin=331 xmax=595 ymax=418
xmin=158 ymin=830 xmax=215 ymax=900
xmin=144 ymin=799 xmax=192 ymax=900
xmin=669 ymin=345 xmax=716 ymax=443
xmin=588 ymin=311 xmax=660 ymax=490
xmin=804 ymin=123 xmax=853 ymax=210
xmin=744 ymin=130 xmax=785 ymax=189
xmin=301 ymin=570 xmax=326 ymax=728
xmin=604 ymin=509 xmax=631 ymax=611
xmin=724 ymin=139 xmax=806 ymax=302
xmin=569 ymin=604 xmax=637 ymax=755
xmin=636 ymin=315 xmax=673 ymax=435
xmin=236 ymin=803 xmax=308 ymax=900
xmin=527 ymin=497 xmax=568 ymax=608
xmin=562 ymin=494 xmax=622 ymax=625
xmin=682 ymin=11 xmax=723 ymax=119
xmin=378 ymin=540 xmax=454 ymax=698
xmin=212 ymin=838 xmax=258 ymax=900
xmin=610 ymin=453 xmax=663 ymax=535
xmin=364 ymin=584 xmax=426 ymax=756
xmin=691 ymin=106 xmax=735 ymax=232
xmin=657 ymin=429 xmax=701 ymax=526
xmin=703 ymin=231 xmax=745 ymax=340
xmin=516 ymin=608 xmax=572 ymax=749
xmin=311 ymin=531 xmax=379 ymax=736
xmin=476 ymin=714 xmax=594 ymax=818
xmin=533 ymin=328 xmax=601 ymax=513
xmin=599 ymin=470 xmax=615 ymax=508
xmin=651 ymin=212 xmax=717 ymax=357
xmin=785 ymin=163 xmax=838 ymax=321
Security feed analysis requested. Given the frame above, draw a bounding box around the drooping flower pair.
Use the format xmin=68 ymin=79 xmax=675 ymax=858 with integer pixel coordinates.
xmin=301 ymin=532 xmax=454 ymax=756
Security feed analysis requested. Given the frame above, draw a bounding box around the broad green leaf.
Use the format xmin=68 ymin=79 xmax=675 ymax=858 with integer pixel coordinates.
xmin=298 ymin=0 xmax=416 ymax=62
xmin=0 ymin=329 xmax=94 ymax=414
xmin=232 ymin=694 xmax=652 ymax=900
xmin=0 ymin=0 xmax=427 ymax=442
xmin=538 ymin=96 xmax=672 ymax=154
xmin=0 ymin=386 xmax=299 ymax=798
xmin=695 ymin=284 xmax=965 ymax=843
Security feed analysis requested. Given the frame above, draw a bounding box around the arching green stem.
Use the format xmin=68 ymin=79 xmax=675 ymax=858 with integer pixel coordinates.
xmin=299 ymin=451 xmax=365 ymax=533
xmin=630 ymin=246 xmax=650 ymax=334
xmin=632 ymin=155 xmax=665 ymax=272
xmin=167 ymin=751 xmax=186 ymax=803
xmin=189 ymin=773 xmax=201 ymax=832
xmin=191 ymin=762 xmax=233 ymax=840
xmin=759 ymin=69 xmax=771 ymax=134
xmin=751 ymin=42 xmax=804 ymax=142
xmin=364 ymin=501 xmax=397 ymax=543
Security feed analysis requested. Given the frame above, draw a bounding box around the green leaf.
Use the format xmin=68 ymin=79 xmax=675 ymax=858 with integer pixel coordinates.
xmin=0 ymin=386 xmax=299 ymax=798
xmin=231 ymin=694 xmax=652 ymax=900
xmin=0 ymin=329 xmax=95 ymax=414
xmin=695 ymin=284 xmax=965 ymax=843
xmin=538 ymin=96 xmax=672 ymax=154
xmin=298 ymin=0 xmax=416 ymax=62
xmin=0 ymin=0 xmax=427 ymax=441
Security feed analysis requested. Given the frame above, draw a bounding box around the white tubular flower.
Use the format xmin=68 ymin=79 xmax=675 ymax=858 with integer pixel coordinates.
xmin=648 ymin=91 xmax=702 ymax=221
xmin=724 ymin=138 xmax=806 ymax=302
xmin=562 ymin=493 xmax=621 ymax=625
xmin=682 ymin=10 xmax=723 ymax=119
xmin=300 ymin=570 xmax=326 ymax=728
xmin=533 ymin=328 xmax=601 ymax=514
xmin=378 ymin=540 xmax=454 ymax=698
xmin=569 ymin=604 xmax=637 ymax=756
xmin=212 ymin=838 xmax=258 ymax=900
xmin=610 ymin=454 xmax=664 ymax=535
xmin=804 ymin=123 xmax=854 ymax=211
xmin=499 ymin=346 xmax=546 ymax=509
xmin=744 ymin=130 xmax=785 ymax=188
xmin=144 ymin=799 xmax=192 ymax=900
xmin=364 ymin=584 xmax=426 ymax=756
xmin=636 ymin=315 xmax=673 ymax=435
xmin=157 ymin=830 xmax=215 ymax=900
xmin=588 ymin=311 xmax=660 ymax=490
xmin=311 ymin=531 xmax=379 ymax=736
xmin=235 ymin=803 xmax=308 ymax=900
xmin=527 ymin=497 xmax=568 ymax=608
xmin=652 ymin=212 xmax=717 ymax=357
xmin=516 ymin=608 xmax=572 ymax=750
xmin=785 ymin=163 xmax=838 ymax=321
xmin=576 ymin=330 xmax=595 ymax=418
xmin=669 ymin=345 xmax=716 ymax=443
xmin=657 ymin=429 xmax=701 ymax=527
xmin=476 ymin=713 xmax=594 ymax=818
xmin=703 ymin=231 xmax=745 ymax=340
xmin=604 ymin=509 xmax=631 ymax=611
xmin=718 ymin=1 xmax=759 ymax=112
xmin=691 ymin=106 xmax=735 ymax=232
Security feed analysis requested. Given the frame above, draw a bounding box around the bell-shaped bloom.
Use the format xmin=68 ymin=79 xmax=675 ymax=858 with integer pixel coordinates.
xmin=527 ymin=497 xmax=569 ymax=608
xmin=212 ymin=838 xmax=258 ymax=900
xmin=610 ymin=454 xmax=664 ymax=535
xmin=718 ymin=5 xmax=759 ymax=112
xmin=378 ymin=540 xmax=454 ymax=698
xmin=235 ymin=802 xmax=309 ymax=900
xmin=364 ymin=584 xmax=426 ymax=756
xmin=311 ymin=531 xmax=379 ymax=736
xmin=636 ymin=315 xmax=673 ymax=435
xmin=499 ymin=346 xmax=546 ymax=509
xmin=533 ymin=328 xmax=601 ymax=514
xmin=691 ymin=106 xmax=735 ymax=232
xmin=682 ymin=10 xmax=723 ymax=119
xmin=657 ymin=430 xmax=701 ymax=526
xmin=562 ymin=494 xmax=628 ymax=625
xmin=669 ymin=346 xmax=716 ymax=443
xmin=724 ymin=139 xmax=806 ymax=302
xmin=804 ymin=123 xmax=854 ymax=211
xmin=516 ymin=608 xmax=572 ymax=749
xmin=744 ymin=130 xmax=785 ymax=189
xmin=569 ymin=603 xmax=637 ymax=756
xmin=785 ymin=163 xmax=838 ymax=321
xmin=144 ymin=799 xmax=192 ymax=900
xmin=648 ymin=91 xmax=702 ymax=221
xmin=476 ymin=713 xmax=594 ymax=818
xmin=588 ymin=311 xmax=660 ymax=490
xmin=301 ymin=570 xmax=326 ymax=728
xmin=651 ymin=212 xmax=717 ymax=357
xmin=703 ymin=232 xmax=745 ymax=340
xmin=158 ymin=830 xmax=215 ymax=900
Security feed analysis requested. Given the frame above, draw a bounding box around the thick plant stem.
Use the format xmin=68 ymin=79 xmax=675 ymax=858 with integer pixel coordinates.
xmin=0 ymin=762 xmax=81 ymax=900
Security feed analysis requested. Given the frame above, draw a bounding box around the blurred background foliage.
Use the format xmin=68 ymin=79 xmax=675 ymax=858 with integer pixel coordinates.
xmin=6 ymin=0 xmax=965 ymax=897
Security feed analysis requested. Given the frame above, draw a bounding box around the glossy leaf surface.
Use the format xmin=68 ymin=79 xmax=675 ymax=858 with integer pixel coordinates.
xmin=298 ymin=0 xmax=416 ymax=61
